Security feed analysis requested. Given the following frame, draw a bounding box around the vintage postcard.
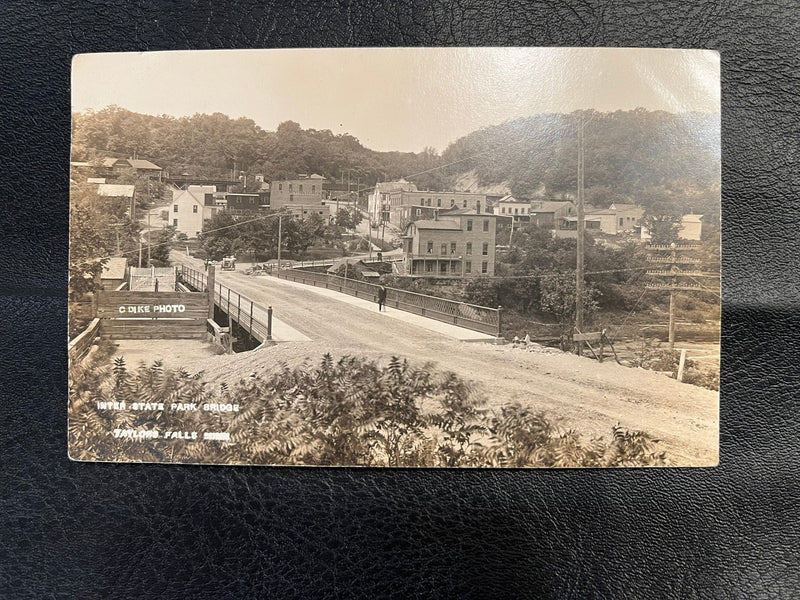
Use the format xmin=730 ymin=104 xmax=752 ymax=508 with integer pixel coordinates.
xmin=69 ymin=48 xmax=720 ymax=467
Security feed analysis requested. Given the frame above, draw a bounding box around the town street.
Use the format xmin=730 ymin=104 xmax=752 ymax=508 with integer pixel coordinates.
xmin=168 ymin=252 xmax=719 ymax=466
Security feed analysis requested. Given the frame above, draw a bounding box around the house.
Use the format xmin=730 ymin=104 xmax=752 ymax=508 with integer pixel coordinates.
xmin=269 ymin=174 xmax=330 ymax=220
xmin=400 ymin=209 xmax=497 ymax=278
xmin=609 ymin=202 xmax=644 ymax=232
xmin=678 ymin=214 xmax=704 ymax=240
xmin=170 ymin=185 xmax=218 ymax=238
xmin=528 ymin=200 xmax=576 ymax=228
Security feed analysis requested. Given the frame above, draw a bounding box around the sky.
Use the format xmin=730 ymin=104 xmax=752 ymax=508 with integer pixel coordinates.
xmin=72 ymin=47 xmax=720 ymax=154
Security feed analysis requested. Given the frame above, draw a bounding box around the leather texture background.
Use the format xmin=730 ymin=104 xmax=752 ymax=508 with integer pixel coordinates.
xmin=2 ymin=1 xmax=799 ymax=598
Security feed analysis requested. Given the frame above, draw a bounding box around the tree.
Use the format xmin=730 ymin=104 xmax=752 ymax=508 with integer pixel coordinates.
xmin=540 ymin=271 xmax=600 ymax=350
xmin=335 ymin=206 xmax=363 ymax=230
xmin=149 ymin=226 xmax=176 ymax=265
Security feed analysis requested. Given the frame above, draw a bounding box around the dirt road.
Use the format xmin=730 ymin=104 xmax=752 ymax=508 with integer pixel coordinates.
xmin=169 ymin=253 xmax=719 ymax=466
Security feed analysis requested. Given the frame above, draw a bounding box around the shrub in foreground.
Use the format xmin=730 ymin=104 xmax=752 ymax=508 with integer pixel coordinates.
xmin=69 ymin=354 xmax=667 ymax=467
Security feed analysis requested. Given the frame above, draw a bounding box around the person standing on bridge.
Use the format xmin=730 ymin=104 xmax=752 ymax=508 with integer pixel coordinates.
xmin=377 ymin=285 xmax=387 ymax=312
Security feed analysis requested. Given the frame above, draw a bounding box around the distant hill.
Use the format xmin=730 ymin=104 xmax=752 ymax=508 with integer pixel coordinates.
xmin=72 ymin=106 xmax=720 ymax=217
xmin=439 ymin=109 xmax=721 ymax=215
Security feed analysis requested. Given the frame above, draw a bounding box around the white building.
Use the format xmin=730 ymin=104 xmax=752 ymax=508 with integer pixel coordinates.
xmin=170 ymin=185 xmax=218 ymax=238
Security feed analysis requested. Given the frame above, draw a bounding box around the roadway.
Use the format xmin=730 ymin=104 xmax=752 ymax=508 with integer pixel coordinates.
xmin=170 ymin=251 xmax=719 ymax=466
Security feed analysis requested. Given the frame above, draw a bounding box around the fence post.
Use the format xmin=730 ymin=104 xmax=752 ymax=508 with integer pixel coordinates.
xmin=267 ymin=306 xmax=273 ymax=341
xmin=206 ymin=265 xmax=216 ymax=320
xmin=497 ymin=305 xmax=503 ymax=340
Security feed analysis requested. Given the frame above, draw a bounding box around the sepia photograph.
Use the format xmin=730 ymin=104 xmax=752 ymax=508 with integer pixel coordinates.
xmin=68 ymin=47 xmax=720 ymax=468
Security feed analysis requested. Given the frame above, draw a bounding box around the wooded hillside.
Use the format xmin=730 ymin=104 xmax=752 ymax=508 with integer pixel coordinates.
xmin=72 ymin=106 xmax=720 ymax=215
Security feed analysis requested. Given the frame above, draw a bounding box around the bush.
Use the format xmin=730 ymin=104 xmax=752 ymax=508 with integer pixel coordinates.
xmin=69 ymin=354 xmax=667 ymax=467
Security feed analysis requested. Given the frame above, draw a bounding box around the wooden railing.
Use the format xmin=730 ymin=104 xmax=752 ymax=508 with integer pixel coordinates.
xmin=273 ymin=269 xmax=501 ymax=336
xmin=68 ymin=318 xmax=101 ymax=362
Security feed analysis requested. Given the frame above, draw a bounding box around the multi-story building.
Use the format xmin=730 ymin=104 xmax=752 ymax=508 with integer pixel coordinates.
xmin=269 ymin=174 xmax=330 ymax=220
xmin=400 ymin=209 xmax=497 ymax=278
xmin=170 ymin=185 xmax=218 ymax=238
xmin=367 ymin=179 xmax=419 ymax=225
xmin=223 ymin=192 xmax=270 ymax=215
xmin=368 ymin=179 xmax=486 ymax=228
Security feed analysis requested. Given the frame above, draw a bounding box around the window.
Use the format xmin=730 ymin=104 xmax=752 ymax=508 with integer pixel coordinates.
xmin=514 ymin=208 xmax=519 ymax=214
xmin=450 ymin=199 xmax=455 ymax=207
xmin=466 ymin=220 xmax=473 ymax=231
xmin=426 ymin=262 xmax=434 ymax=272
xmin=440 ymin=263 xmax=447 ymax=275
xmin=482 ymin=242 xmax=488 ymax=255
xmin=299 ymin=184 xmax=304 ymax=193
xmin=173 ymin=219 xmax=178 ymax=227
xmin=441 ymin=243 xmax=447 ymax=255
xmin=312 ymin=185 xmax=316 ymax=193
xmin=289 ymin=183 xmax=293 ymax=191
xmin=481 ymin=261 xmax=488 ymax=274
xmin=466 ymin=242 xmax=472 ymax=256
xmin=450 ymin=242 xmax=456 ymax=254
xmin=427 ymin=241 xmax=434 ymax=254
xmin=463 ymin=200 xmax=467 ymax=208
xmin=279 ymin=184 xmax=283 ymax=191
xmin=465 ymin=261 xmax=472 ymax=274
xmin=450 ymin=262 xmax=457 ymax=273
xmin=437 ymin=198 xmax=442 ymax=207
xmin=173 ymin=204 xmax=178 ymax=212
xmin=416 ymin=208 xmax=421 ymax=216
xmin=501 ymin=207 xmax=506 ymax=214
xmin=426 ymin=198 xmax=431 ymax=206
xmin=193 ymin=205 xmax=198 ymax=213
xmin=620 ymin=218 xmax=624 ymax=226
xmin=483 ymin=219 xmax=489 ymax=232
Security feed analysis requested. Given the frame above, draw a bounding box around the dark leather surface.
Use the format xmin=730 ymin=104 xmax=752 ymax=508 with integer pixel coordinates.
xmin=2 ymin=1 xmax=799 ymax=597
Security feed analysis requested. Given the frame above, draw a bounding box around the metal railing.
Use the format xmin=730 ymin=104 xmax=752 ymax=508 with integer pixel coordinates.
xmin=179 ymin=266 xmax=273 ymax=342
xmin=273 ymin=268 xmax=500 ymax=336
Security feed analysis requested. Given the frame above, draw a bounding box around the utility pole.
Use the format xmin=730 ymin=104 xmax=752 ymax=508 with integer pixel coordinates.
xmin=575 ymin=112 xmax=587 ymax=356
xmin=147 ymin=211 xmax=151 ymax=266
xmin=277 ymin=214 xmax=283 ymax=267
xmin=645 ymin=243 xmax=715 ymax=351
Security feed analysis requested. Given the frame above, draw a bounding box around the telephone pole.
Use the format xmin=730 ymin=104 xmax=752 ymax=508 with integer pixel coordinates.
xmin=575 ymin=112 xmax=589 ymax=355
xmin=646 ymin=243 xmax=716 ymax=350
xmin=277 ymin=214 xmax=283 ymax=267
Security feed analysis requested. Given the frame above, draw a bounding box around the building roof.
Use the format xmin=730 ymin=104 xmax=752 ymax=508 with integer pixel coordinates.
xmin=87 ymin=177 xmax=106 ymax=184
xmin=497 ymin=194 xmax=524 ymax=204
xmin=308 ymin=173 xmax=325 ymax=179
xmin=440 ymin=207 xmax=496 ymax=216
xmin=610 ymin=203 xmax=641 ymax=211
xmin=412 ymin=219 xmax=462 ymax=230
xmin=127 ymin=159 xmax=162 ymax=170
xmin=375 ymin=179 xmax=418 ymax=194
xmin=584 ymin=208 xmax=616 ymax=215
xmin=101 ymin=257 xmax=128 ymax=280
xmin=530 ymin=200 xmax=575 ymax=213
xmin=682 ymin=214 xmax=704 ymax=222
xmin=97 ymin=183 xmax=135 ymax=198
xmin=102 ymin=157 xmax=161 ymax=170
